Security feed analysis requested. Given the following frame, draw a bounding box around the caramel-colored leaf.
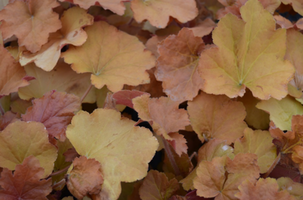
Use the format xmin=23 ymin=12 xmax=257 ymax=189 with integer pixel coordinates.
xmin=234 ymin=128 xmax=277 ymax=173
xmin=0 ymin=46 xmax=30 ymax=97
xmin=235 ymin=178 xmax=296 ymax=200
xmin=139 ymin=170 xmax=179 ymax=200
xmin=67 ymin=156 xmax=104 ymax=199
xmin=133 ymin=95 xmax=190 ymax=138
xmin=0 ymin=121 xmax=57 ymax=177
xmin=197 ymin=139 xmax=234 ymax=162
xmin=19 ymin=7 xmax=93 ymax=71
xmin=155 ymin=28 xmax=205 ymax=101
xmin=131 ymin=0 xmax=198 ymax=28
xmin=193 ymin=156 xmax=227 ymax=198
xmin=59 ymin=0 xmax=126 ymax=15
xmin=22 ymin=91 xmax=81 ymax=141
xmin=62 ymin=21 xmax=155 ymax=92
xmin=198 ymin=0 xmax=294 ymax=100
xmin=187 ymin=92 xmax=247 ymax=143
xmin=194 ymin=153 xmax=260 ymax=199
xmin=66 ymin=108 xmax=158 ymax=199
xmin=0 ymin=156 xmax=52 ymax=200
xmin=18 ymin=61 xmax=96 ymax=103
xmin=0 ymin=0 xmax=61 ymax=53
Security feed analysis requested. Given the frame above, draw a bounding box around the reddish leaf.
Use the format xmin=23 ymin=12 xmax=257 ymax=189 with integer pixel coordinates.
xmin=139 ymin=170 xmax=180 ymax=200
xmin=22 ymin=90 xmax=81 ymax=141
xmin=0 ymin=156 xmax=52 ymax=200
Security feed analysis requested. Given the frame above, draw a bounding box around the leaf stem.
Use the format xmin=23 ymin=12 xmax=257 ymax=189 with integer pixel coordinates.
xmin=48 ymin=164 xmax=71 ymax=178
xmin=161 ymin=136 xmax=181 ymax=176
xmin=261 ymin=152 xmax=281 ymax=179
xmin=80 ymin=84 xmax=93 ymax=103
xmin=0 ymin=102 xmax=5 ymax=116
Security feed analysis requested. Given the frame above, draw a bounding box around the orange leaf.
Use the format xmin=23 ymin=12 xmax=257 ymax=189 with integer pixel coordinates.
xmin=62 ymin=21 xmax=155 ymax=92
xmin=18 ymin=60 xmax=96 ymax=103
xmin=0 ymin=46 xmax=30 ymax=97
xmin=235 ymin=178 xmax=295 ymax=200
xmin=155 ymin=28 xmax=205 ymax=102
xmin=187 ymin=92 xmax=247 ymax=143
xmin=133 ymin=95 xmax=190 ymax=138
xmin=194 ymin=153 xmax=260 ymax=199
xmin=66 ymin=108 xmax=158 ymax=199
xmin=193 ymin=156 xmax=227 ymax=198
xmin=0 ymin=0 xmax=61 ymax=53
xmin=59 ymin=0 xmax=126 ymax=15
xmin=167 ymin=132 xmax=188 ymax=156
xmin=67 ymin=156 xmax=103 ymax=199
xmin=19 ymin=7 xmax=93 ymax=71
xmin=139 ymin=170 xmax=180 ymax=200
xmin=0 ymin=156 xmax=52 ymax=200
xmin=131 ymin=0 xmax=198 ymax=28
xmin=198 ymin=0 xmax=294 ymax=100
xmin=22 ymin=91 xmax=81 ymax=141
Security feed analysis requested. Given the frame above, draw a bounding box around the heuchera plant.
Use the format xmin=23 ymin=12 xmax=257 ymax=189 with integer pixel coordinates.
xmin=1 ymin=0 xmax=303 ymax=199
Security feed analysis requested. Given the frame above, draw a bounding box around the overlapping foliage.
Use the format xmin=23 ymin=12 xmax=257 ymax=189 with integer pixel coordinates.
xmin=1 ymin=0 xmax=303 ymax=199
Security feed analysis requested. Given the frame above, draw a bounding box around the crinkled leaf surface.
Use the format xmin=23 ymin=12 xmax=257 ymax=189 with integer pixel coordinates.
xmin=59 ymin=0 xmax=125 ymax=15
xmin=131 ymin=0 xmax=198 ymax=28
xmin=62 ymin=21 xmax=155 ymax=92
xmin=0 ymin=121 xmax=57 ymax=177
xmin=187 ymin=92 xmax=247 ymax=143
xmin=18 ymin=61 xmax=95 ymax=103
xmin=0 ymin=0 xmax=61 ymax=53
xmin=66 ymin=108 xmax=158 ymax=199
xmin=235 ymin=178 xmax=296 ymax=200
xmin=155 ymin=28 xmax=205 ymax=102
xmin=139 ymin=170 xmax=179 ymax=200
xmin=0 ymin=46 xmax=30 ymax=97
xmin=22 ymin=90 xmax=81 ymax=141
xmin=256 ymin=95 xmax=303 ymax=131
xmin=67 ymin=156 xmax=103 ymax=199
xmin=194 ymin=153 xmax=260 ymax=199
xmin=19 ymin=7 xmax=93 ymax=71
xmin=193 ymin=156 xmax=227 ymax=198
xmin=234 ymin=128 xmax=277 ymax=173
xmin=133 ymin=95 xmax=190 ymax=138
xmin=198 ymin=0 xmax=294 ymax=99
xmin=0 ymin=156 xmax=52 ymax=200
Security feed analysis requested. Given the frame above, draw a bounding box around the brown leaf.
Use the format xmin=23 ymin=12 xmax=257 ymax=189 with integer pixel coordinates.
xmin=67 ymin=156 xmax=104 ymax=199
xmin=0 ymin=156 xmax=52 ymax=200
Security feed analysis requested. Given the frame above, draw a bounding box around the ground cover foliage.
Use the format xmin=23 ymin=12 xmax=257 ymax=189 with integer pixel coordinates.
xmin=1 ymin=0 xmax=303 ymax=199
